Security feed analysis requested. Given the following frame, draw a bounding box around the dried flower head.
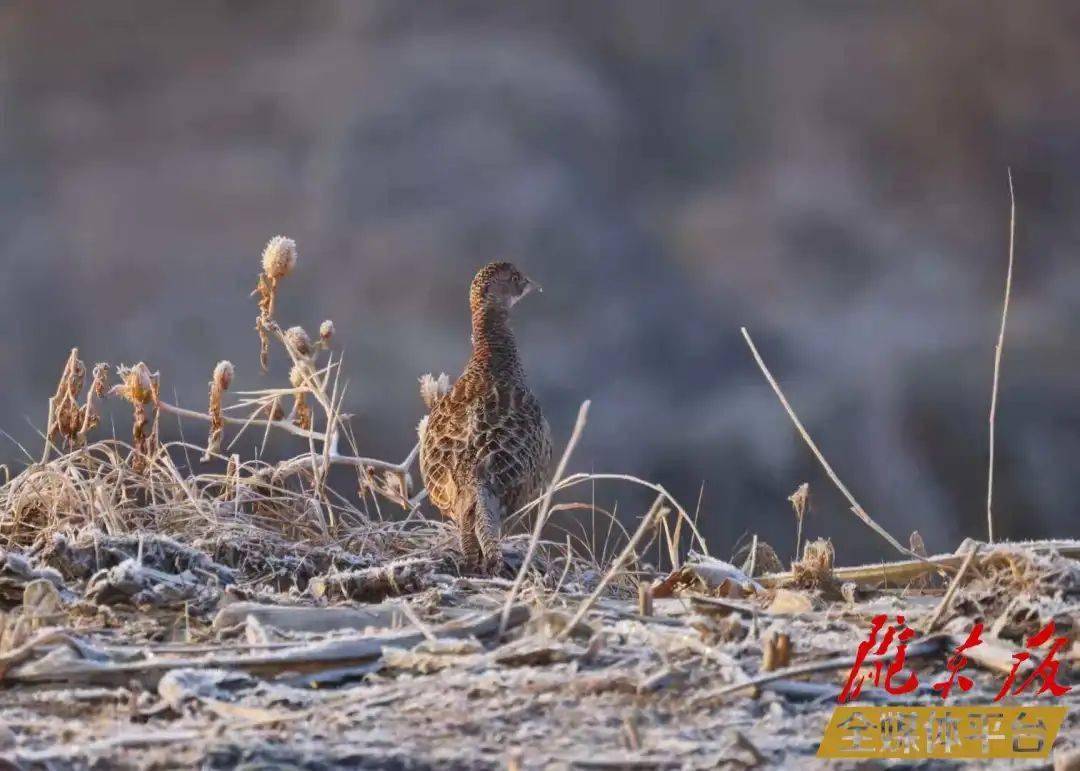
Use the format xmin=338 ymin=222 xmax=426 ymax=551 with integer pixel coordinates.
xmin=787 ymin=483 xmax=809 ymax=522
xmin=791 ymin=537 xmax=837 ymax=592
xmin=112 ymin=362 xmax=156 ymax=405
xmin=48 ymin=348 xmax=87 ymax=450
xmin=213 ymin=360 xmax=234 ymax=391
xmin=288 ymin=365 xmax=307 ymax=389
xmin=285 ymin=326 xmax=313 ymax=358
xmin=89 ymin=363 xmax=109 ymax=398
xmin=261 ymin=235 xmax=297 ymax=280
xmin=319 ymin=319 xmax=335 ymax=342
xmin=109 ymin=362 xmax=159 ymax=472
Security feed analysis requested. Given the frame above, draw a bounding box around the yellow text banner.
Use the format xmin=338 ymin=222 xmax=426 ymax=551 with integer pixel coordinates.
xmin=817 ymin=705 xmax=1067 ymax=760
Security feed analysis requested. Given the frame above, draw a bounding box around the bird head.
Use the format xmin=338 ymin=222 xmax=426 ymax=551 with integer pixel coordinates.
xmin=469 ymin=261 xmax=541 ymax=313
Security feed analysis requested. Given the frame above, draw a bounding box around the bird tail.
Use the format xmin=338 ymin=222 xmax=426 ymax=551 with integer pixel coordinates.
xmin=473 ymin=484 xmax=503 ymax=572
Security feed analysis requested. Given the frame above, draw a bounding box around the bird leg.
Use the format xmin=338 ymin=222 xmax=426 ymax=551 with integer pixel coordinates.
xmin=458 ymin=501 xmax=482 ymax=572
xmin=474 ymin=485 xmax=504 ymax=575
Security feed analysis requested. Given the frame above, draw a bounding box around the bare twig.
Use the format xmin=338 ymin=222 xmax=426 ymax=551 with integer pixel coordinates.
xmin=265 ymin=444 xmax=418 ymax=479
xmin=499 ymin=400 xmax=590 ymax=635
xmin=399 ymin=600 xmax=438 ymax=644
xmin=740 ymin=327 xmax=916 ymax=559
xmin=158 ymin=399 xmax=327 ymax=442
xmin=987 ymin=169 xmax=1016 ymax=544
xmin=922 ymin=544 xmax=980 ymax=634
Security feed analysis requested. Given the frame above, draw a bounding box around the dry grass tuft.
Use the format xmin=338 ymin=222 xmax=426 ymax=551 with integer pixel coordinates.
xmin=789 ymin=537 xmax=837 ymax=592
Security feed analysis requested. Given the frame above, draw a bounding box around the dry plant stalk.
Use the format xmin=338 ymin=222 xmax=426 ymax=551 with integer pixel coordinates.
xmin=77 ymin=363 xmax=110 ymax=447
xmin=201 ymin=361 xmax=234 ymax=462
xmin=741 ymin=327 xmax=918 ymax=560
xmin=922 ymin=544 xmax=980 ymax=634
xmin=254 ymin=235 xmax=297 ymax=371
xmin=761 ymin=631 xmax=791 ymax=672
xmin=289 ymin=365 xmax=313 ymax=431
xmin=788 ymin=482 xmax=809 ymax=562
xmin=45 ymin=348 xmax=86 ymax=456
xmin=637 ymin=584 xmax=653 ymax=616
xmin=986 ymin=169 xmax=1016 ymax=544
xmin=111 ymin=362 xmax=160 ymax=472
xmin=265 ymin=397 xmax=285 ymax=422
xmin=740 ymin=538 xmax=783 ymax=577
xmin=224 ymin=453 xmax=240 ymax=500
xmin=500 ymin=400 xmax=591 ymax=635
xmin=909 ymin=530 xmax=930 ymax=589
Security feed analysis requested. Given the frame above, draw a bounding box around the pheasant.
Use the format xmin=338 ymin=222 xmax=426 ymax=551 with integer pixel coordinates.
xmin=420 ymin=262 xmax=552 ymax=573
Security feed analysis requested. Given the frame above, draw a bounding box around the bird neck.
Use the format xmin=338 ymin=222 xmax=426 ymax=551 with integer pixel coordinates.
xmin=469 ymin=303 xmax=523 ymax=381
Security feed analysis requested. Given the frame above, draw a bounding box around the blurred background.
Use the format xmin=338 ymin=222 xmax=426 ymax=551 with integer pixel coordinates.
xmin=1 ymin=1 xmax=1078 ymax=564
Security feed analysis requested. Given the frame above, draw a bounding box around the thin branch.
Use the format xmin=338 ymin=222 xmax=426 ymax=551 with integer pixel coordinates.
xmin=987 ymin=168 xmax=1016 ymax=544
xmin=158 ymin=399 xmax=327 ymax=443
xmin=261 ymin=444 xmax=418 ymax=479
xmin=499 ymin=400 xmax=590 ymax=635
xmin=159 ymin=397 xmax=418 ymax=481
xmin=922 ymin=544 xmax=979 ymax=634
xmin=740 ymin=327 xmax=916 ymax=559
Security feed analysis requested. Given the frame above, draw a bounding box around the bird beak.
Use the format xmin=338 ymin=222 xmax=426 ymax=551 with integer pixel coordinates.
xmin=511 ymin=276 xmax=542 ymax=307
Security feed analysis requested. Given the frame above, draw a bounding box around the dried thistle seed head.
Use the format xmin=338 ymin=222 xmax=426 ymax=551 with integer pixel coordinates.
xmin=288 ymin=365 xmax=306 ymax=388
xmin=213 ymin=360 xmax=234 ymax=391
xmin=261 ymin=235 xmax=297 ymax=280
xmin=285 ymin=326 xmax=313 ymax=357
xmin=124 ymin=363 xmax=155 ymax=404
xmin=319 ymin=319 xmax=334 ymax=342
